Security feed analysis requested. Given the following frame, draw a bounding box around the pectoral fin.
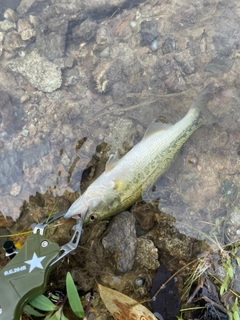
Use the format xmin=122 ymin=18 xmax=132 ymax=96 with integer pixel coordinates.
xmin=142 ymin=117 xmax=173 ymax=140
xmin=105 ymin=152 xmax=120 ymax=172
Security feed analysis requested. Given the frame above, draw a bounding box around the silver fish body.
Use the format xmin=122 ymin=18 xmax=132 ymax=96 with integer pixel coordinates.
xmin=64 ymin=83 xmax=215 ymax=223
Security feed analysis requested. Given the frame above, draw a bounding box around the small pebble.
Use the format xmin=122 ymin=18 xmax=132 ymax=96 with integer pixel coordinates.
xmin=135 ymin=277 xmax=144 ymax=287
xmin=130 ymin=21 xmax=137 ymax=31
xmin=186 ymin=154 xmax=198 ymax=165
xmin=4 ymin=9 xmax=18 ymax=22
xmin=20 ymin=94 xmax=30 ymax=103
xmin=100 ymin=46 xmax=110 ymax=58
xmin=151 ymin=39 xmax=158 ymax=51
xmin=1 ymin=131 xmax=8 ymax=138
xmin=21 ymin=129 xmax=29 ymax=136
xmin=10 ymin=183 xmax=21 ymax=196
xmin=101 ymin=120 xmax=108 ymax=129
xmin=98 ymin=133 xmax=105 ymax=141
xmin=18 ymin=50 xmax=26 ymax=57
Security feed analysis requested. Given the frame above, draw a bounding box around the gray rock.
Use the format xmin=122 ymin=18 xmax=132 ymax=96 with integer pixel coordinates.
xmin=0 ymin=0 xmax=20 ymax=20
xmin=0 ymin=90 xmax=22 ymax=134
xmin=140 ymin=21 xmax=159 ymax=46
xmin=72 ymin=19 xmax=97 ymax=42
xmin=153 ymin=56 xmax=186 ymax=92
xmin=35 ymin=17 xmax=68 ymax=61
xmin=3 ymin=31 xmax=25 ymax=52
xmin=162 ymin=37 xmax=176 ymax=54
xmin=204 ymin=55 xmax=234 ymax=74
xmin=16 ymin=0 xmax=38 ymax=15
xmin=212 ymin=36 xmax=233 ymax=57
xmin=6 ymin=50 xmax=62 ymax=92
xmin=22 ymin=140 xmax=50 ymax=168
xmin=52 ymin=0 xmax=136 ymax=17
xmin=102 ymin=211 xmax=137 ymax=272
xmin=0 ymin=149 xmax=23 ymax=187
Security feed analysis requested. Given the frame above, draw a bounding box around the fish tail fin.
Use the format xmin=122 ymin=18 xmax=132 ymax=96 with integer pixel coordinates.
xmin=190 ymin=82 xmax=217 ymax=125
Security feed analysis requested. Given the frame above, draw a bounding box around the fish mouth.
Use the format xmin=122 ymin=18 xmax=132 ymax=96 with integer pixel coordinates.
xmin=64 ymin=200 xmax=87 ymax=220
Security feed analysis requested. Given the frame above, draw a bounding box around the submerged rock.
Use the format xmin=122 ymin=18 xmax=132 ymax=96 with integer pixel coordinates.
xmin=0 ymin=90 xmax=22 ymax=134
xmin=102 ymin=211 xmax=137 ymax=272
xmin=35 ymin=17 xmax=68 ymax=61
xmin=140 ymin=20 xmax=159 ymax=46
xmin=205 ymin=55 xmax=234 ymax=74
xmin=6 ymin=50 xmax=62 ymax=92
xmin=72 ymin=19 xmax=97 ymax=42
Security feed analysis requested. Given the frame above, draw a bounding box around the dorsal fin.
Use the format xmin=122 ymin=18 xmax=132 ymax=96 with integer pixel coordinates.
xmin=142 ymin=116 xmax=173 ymax=140
xmin=105 ymin=152 xmax=120 ymax=172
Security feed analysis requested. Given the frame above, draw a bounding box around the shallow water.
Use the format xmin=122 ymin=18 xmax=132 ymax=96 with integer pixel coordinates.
xmin=0 ymin=0 xmax=240 ymax=317
xmin=0 ymin=0 xmax=238 ymax=244
xmin=0 ymin=6 xmax=237 ymax=233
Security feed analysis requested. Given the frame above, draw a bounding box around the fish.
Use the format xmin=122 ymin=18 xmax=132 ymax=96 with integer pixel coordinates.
xmin=64 ymin=82 xmax=216 ymax=223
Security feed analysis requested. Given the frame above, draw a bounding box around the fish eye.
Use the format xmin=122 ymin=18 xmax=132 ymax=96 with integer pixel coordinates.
xmin=89 ymin=213 xmax=98 ymax=222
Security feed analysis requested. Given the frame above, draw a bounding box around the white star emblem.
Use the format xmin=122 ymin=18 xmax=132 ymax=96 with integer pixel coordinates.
xmin=25 ymin=253 xmax=46 ymax=273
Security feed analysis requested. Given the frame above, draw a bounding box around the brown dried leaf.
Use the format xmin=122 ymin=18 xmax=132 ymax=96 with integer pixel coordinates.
xmin=97 ymin=283 xmax=157 ymax=320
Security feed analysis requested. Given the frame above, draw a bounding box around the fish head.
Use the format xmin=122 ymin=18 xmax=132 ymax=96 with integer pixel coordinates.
xmin=64 ymin=186 xmax=120 ymax=222
xmin=64 ymin=195 xmax=89 ymax=220
xmin=84 ymin=186 xmax=121 ymax=224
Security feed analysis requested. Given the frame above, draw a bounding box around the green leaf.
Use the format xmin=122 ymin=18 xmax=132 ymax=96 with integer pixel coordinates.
xmin=220 ymin=278 xmax=228 ymax=296
xmin=227 ymin=266 xmax=234 ymax=278
xmin=66 ymin=272 xmax=84 ymax=318
xmin=234 ymin=311 xmax=240 ymax=320
xmin=29 ymin=295 xmax=57 ymax=312
xmin=23 ymin=304 xmax=46 ymax=316
xmin=236 ymin=257 xmax=240 ymax=267
xmin=45 ymin=307 xmax=69 ymax=320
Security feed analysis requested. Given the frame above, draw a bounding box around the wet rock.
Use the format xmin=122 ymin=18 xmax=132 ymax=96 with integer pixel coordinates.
xmin=6 ymin=49 xmax=62 ymax=92
xmin=0 ymin=20 xmax=16 ymax=31
xmin=3 ymin=31 xmax=25 ymax=51
xmin=140 ymin=20 xmax=159 ymax=46
xmin=172 ymin=5 xmax=199 ymax=29
xmin=16 ymin=0 xmax=36 ymax=15
xmin=0 ymin=91 xmax=22 ymax=134
xmin=22 ymin=140 xmax=50 ymax=168
xmin=95 ymin=25 xmax=113 ymax=46
xmin=0 ymin=149 xmax=23 ymax=188
xmin=17 ymin=19 xmax=35 ymax=41
xmin=212 ymin=36 xmax=233 ymax=57
xmin=35 ymin=17 xmax=68 ymax=60
xmin=174 ymin=52 xmax=196 ymax=75
xmin=93 ymin=58 xmax=125 ymax=93
xmin=102 ymin=211 xmax=137 ymax=272
xmin=204 ymin=55 xmax=234 ymax=74
xmin=4 ymin=8 xmax=18 ymax=22
xmin=54 ymin=56 xmax=74 ymax=70
xmin=52 ymin=0 xmax=134 ymax=17
xmin=10 ymin=182 xmax=21 ymax=196
xmin=135 ymin=237 xmax=159 ymax=270
xmin=105 ymin=117 xmax=137 ymax=153
xmin=72 ymin=19 xmax=97 ymax=42
xmin=63 ymin=67 xmax=80 ymax=86
xmin=146 ymin=215 xmax=197 ymax=261
xmin=162 ymin=37 xmax=176 ymax=54
xmin=225 ymin=208 xmax=240 ymax=243
xmin=153 ymin=56 xmax=186 ymax=92
xmin=99 ymin=46 xmax=110 ymax=58
xmin=131 ymin=203 xmax=156 ymax=231
xmin=0 ymin=0 xmax=20 ymax=21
